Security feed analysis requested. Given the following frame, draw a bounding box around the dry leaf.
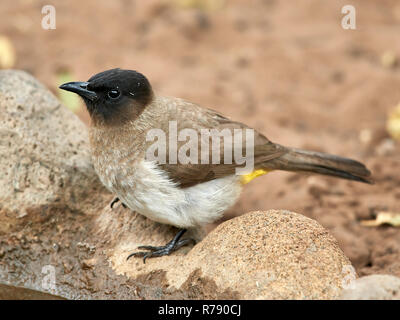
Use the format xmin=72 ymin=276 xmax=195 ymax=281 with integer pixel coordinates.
xmin=381 ymin=51 xmax=398 ymax=69
xmin=361 ymin=211 xmax=400 ymax=227
xmin=387 ymin=102 xmax=400 ymax=141
xmin=0 ymin=35 xmax=16 ymax=69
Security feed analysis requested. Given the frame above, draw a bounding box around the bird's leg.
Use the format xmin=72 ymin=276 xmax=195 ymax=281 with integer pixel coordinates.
xmin=127 ymin=229 xmax=195 ymax=263
xmin=110 ymin=197 xmax=127 ymax=209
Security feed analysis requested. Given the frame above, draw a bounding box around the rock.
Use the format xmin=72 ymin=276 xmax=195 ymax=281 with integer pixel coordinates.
xmin=339 ymin=274 xmax=400 ymax=300
xmin=0 ymin=70 xmax=355 ymax=299
xmin=0 ymin=70 xmax=121 ymax=299
xmin=110 ymin=210 xmax=354 ymax=299
xmin=187 ymin=210 xmax=354 ymax=299
xmin=0 ymin=70 xmax=106 ymax=232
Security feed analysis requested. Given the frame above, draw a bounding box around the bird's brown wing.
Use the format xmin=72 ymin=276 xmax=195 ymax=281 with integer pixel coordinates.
xmin=155 ymin=101 xmax=286 ymax=188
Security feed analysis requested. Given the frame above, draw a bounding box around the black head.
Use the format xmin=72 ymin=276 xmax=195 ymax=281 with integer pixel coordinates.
xmin=59 ymin=68 xmax=153 ymax=125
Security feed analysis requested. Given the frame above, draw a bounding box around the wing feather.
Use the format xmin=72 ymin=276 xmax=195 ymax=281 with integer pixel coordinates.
xmin=151 ymin=98 xmax=286 ymax=188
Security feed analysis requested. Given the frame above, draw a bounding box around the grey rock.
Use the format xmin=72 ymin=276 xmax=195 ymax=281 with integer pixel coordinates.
xmin=340 ymin=274 xmax=400 ymax=300
xmin=0 ymin=70 xmax=105 ymax=232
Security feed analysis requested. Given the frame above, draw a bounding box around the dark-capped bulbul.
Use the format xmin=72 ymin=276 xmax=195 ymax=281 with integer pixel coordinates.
xmin=60 ymin=68 xmax=372 ymax=263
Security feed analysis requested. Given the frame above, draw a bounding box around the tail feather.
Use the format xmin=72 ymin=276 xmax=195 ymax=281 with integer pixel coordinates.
xmin=267 ymin=146 xmax=373 ymax=184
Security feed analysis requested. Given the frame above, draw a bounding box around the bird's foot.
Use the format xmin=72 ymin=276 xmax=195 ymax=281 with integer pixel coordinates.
xmin=127 ymin=229 xmax=194 ymax=263
xmin=110 ymin=197 xmax=127 ymax=209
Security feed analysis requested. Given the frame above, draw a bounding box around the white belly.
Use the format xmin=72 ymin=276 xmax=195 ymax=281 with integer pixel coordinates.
xmin=97 ymin=160 xmax=242 ymax=228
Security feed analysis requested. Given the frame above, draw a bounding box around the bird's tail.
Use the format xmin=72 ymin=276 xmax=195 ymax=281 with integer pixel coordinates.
xmin=266 ymin=146 xmax=373 ymax=184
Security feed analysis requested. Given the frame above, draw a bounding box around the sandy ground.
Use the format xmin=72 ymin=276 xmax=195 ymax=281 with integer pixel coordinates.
xmin=1 ymin=0 xmax=400 ymax=277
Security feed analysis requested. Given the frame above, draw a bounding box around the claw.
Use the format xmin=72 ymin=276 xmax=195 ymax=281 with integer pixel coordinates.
xmin=110 ymin=197 xmax=127 ymax=209
xmin=126 ymin=229 xmax=194 ymax=263
xmin=110 ymin=197 xmax=120 ymax=209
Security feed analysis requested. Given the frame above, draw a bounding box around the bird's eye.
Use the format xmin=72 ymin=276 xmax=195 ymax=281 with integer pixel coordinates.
xmin=107 ymin=89 xmax=121 ymax=99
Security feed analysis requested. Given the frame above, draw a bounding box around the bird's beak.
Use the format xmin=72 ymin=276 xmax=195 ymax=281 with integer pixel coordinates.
xmin=59 ymin=81 xmax=98 ymax=101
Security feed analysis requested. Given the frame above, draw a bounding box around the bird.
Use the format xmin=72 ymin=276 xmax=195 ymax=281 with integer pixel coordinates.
xmin=60 ymin=68 xmax=373 ymax=263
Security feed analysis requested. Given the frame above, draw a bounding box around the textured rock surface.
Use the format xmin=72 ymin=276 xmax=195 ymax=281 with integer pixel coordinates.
xmin=340 ymin=275 xmax=400 ymax=300
xmin=111 ymin=210 xmax=354 ymax=299
xmin=0 ymin=70 xmax=110 ymax=298
xmin=185 ymin=210 xmax=354 ymax=299
xmin=0 ymin=70 xmax=354 ymax=299
xmin=0 ymin=70 xmax=105 ymax=234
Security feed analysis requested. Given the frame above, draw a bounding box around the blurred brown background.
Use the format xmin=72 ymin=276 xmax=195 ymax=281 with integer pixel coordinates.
xmin=1 ymin=0 xmax=400 ymax=277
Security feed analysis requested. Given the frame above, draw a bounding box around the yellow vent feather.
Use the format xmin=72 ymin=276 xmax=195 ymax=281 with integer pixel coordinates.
xmin=240 ymin=169 xmax=270 ymax=185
